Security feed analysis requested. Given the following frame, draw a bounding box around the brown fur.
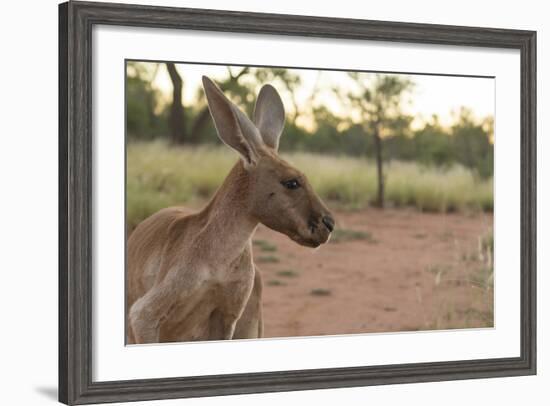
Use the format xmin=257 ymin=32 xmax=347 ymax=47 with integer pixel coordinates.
xmin=126 ymin=77 xmax=334 ymax=344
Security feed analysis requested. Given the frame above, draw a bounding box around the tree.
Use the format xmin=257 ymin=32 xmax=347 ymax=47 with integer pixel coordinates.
xmin=166 ymin=62 xmax=186 ymax=144
xmin=450 ymin=108 xmax=494 ymax=178
xmin=126 ymin=62 xmax=162 ymax=140
xmin=345 ymin=73 xmax=414 ymax=207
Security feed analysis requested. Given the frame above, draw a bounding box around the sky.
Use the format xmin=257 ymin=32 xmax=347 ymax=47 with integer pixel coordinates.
xmin=138 ymin=61 xmax=495 ymax=130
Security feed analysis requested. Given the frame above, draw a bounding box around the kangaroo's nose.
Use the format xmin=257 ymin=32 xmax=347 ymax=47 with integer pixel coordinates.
xmin=322 ymin=215 xmax=335 ymax=232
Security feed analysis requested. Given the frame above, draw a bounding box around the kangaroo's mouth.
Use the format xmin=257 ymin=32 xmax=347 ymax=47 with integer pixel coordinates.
xmin=290 ymin=231 xmax=331 ymax=249
xmin=299 ymin=238 xmax=323 ymax=248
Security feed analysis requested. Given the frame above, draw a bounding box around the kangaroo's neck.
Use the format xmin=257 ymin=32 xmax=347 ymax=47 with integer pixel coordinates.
xmin=197 ymin=161 xmax=258 ymax=262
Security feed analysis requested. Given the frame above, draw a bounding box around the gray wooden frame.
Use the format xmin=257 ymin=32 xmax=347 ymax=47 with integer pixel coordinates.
xmin=58 ymin=1 xmax=537 ymax=404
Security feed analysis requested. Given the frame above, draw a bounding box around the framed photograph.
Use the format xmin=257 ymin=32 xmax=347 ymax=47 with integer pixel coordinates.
xmin=59 ymin=1 xmax=536 ymax=404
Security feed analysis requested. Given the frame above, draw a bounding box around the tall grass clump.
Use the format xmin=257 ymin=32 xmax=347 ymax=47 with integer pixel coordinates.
xmin=127 ymin=141 xmax=236 ymax=229
xmin=385 ymin=162 xmax=493 ymax=213
xmin=127 ymin=141 xmax=493 ymax=228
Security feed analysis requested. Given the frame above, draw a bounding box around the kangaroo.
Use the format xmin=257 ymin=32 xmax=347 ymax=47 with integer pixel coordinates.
xmin=127 ymin=76 xmax=335 ymax=344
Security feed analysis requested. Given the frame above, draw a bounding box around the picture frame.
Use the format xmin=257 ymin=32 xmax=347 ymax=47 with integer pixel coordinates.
xmin=59 ymin=1 xmax=537 ymax=404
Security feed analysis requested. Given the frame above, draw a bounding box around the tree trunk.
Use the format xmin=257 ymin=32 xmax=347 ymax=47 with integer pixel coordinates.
xmin=189 ymin=107 xmax=210 ymax=143
xmin=373 ymin=126 xmax=384 ymax=208
xmin=166 ymin=63 xmax=186 ymax=144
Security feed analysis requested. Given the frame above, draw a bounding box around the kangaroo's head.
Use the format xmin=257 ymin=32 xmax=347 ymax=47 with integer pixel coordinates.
xmin=203 ymin=76 xmax=335 ymax=248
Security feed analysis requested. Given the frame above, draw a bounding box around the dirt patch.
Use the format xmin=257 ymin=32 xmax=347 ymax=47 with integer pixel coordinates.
xmin=252 ymin=207 xmax=493 ymax=338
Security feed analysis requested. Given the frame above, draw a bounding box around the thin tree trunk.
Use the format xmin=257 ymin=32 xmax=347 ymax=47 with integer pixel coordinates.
xmin=189 ymin=107 xmax=210 ymax=143
xmin=373 ymin=126 xmax=384 ymax=208
xmin=166 ymin=63 xmax=186 ymax=144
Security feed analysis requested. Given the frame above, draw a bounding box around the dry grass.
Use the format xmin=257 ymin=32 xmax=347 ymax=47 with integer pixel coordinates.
xmin=427 ymin=230 xmax=494 ymax=330
xmin=127 ymin=141 xmax=493 ymax=229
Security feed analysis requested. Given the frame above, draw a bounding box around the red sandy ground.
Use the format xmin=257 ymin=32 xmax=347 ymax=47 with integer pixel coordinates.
xmin=252 ymin=207 xmax=494 ymax=338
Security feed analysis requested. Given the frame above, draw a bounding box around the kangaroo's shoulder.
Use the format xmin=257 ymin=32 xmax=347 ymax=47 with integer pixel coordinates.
xmin=128 ymin=207 xmax=195 ymax=253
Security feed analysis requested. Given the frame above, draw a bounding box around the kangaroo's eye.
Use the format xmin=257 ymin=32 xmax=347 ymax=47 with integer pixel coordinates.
xmin=282 ymin=179 xmax=300 ymax=190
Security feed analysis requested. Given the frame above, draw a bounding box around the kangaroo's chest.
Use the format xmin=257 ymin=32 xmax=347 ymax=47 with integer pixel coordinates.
xmin=159 ymin=248 xmax=255 ymax=341
xmin=203 ymin=248 xmax=256 ymax=308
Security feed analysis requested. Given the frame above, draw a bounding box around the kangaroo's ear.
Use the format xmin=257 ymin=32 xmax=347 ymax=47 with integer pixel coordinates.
xmin=202 ymin=76 xmax=263 ymax=167
xmin=253 ymin=84 xmax=285 ymax=151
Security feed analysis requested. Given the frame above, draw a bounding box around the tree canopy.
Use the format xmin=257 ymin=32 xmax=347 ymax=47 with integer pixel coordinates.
xmin=126 ymin=62 xmax=494 ymax=179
